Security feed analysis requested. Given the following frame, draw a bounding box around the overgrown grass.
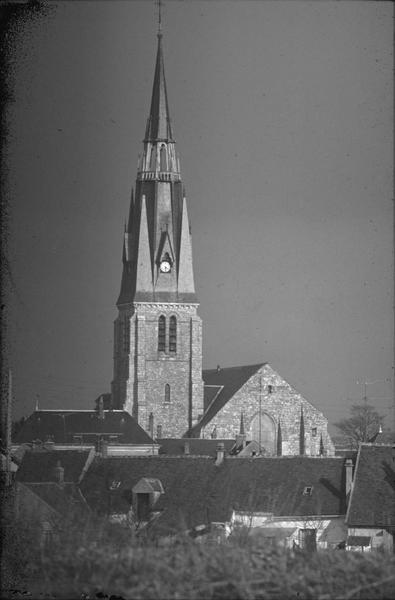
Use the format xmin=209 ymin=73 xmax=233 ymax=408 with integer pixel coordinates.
xmin=1 ymin=515 xmax=395 ymax=600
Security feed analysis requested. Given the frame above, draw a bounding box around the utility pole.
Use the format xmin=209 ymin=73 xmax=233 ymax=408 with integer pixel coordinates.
xmin=259 ymin=377 xmax=262 ymax=454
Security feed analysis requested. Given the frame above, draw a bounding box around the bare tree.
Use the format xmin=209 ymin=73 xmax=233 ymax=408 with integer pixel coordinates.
xmin=334 ymin=403 xmax=383 ymax=448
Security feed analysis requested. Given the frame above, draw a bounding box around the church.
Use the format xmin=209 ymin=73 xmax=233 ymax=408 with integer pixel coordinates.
xmin=108 ymin=23 xmax=334 ymax=456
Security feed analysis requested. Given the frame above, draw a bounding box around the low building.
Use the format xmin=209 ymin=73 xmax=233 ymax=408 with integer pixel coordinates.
xmin=13 ymin=408 xmax=159 ymax=456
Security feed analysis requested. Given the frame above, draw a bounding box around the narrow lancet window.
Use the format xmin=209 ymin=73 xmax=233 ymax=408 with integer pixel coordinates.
xmin=164 ymin=384 xmax=170 ymax=403
xmin=169 ymin=315 xmax=177 ymax=353
xmin=123 ymin=317 xmax=130 ymax=353
xmin=160 ymin=144 xmax=167 ymax=171
xmin=158 ymin=315 xmax=166 ymax=352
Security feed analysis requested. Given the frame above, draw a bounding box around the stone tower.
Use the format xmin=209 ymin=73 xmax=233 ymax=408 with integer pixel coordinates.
xmin=111 ymin=28 xmax=204 ymax=437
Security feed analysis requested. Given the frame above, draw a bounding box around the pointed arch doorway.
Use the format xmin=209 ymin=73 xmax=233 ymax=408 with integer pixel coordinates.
xmin=250 ymin=412 xmax=276 ymax=455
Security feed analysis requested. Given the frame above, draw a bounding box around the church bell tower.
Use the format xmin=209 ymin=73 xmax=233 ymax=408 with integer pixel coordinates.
xmin=111 ymin=25 xmax=204 ymax=437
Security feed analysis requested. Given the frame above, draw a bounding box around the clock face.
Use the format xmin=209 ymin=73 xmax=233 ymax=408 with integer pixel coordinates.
xmin=160 ymin=260 xmax=171 ymax=273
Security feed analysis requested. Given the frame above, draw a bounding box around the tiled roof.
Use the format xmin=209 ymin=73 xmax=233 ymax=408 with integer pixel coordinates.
xmin=190 ymin=364 xmax=265 ymax=435
xmin=346 ymin=444 xmax=395 ymax=527
xmin=158 ymin=438 xmax=236 ymax=457
xmin=16 ymin=449 xmax=92 ymax=483
xmin=81 ymin=455 xmax=346 ymax=534
xmin=22 ymin=482 xmax=89 ymax=516
xmin=14 ymin=410 xmax=154 ymax=445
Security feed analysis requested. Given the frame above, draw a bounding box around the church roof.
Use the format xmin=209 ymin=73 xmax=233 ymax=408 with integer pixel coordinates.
xmin=81 ymin=455 xmax=346 ymax=534
xmin=14 ymin=410 xmax=154 ymax=445
xmin=190 ymin=363 xmax=266 ymax=435
xmin=346 ymin=444 xmax=395 ymax=528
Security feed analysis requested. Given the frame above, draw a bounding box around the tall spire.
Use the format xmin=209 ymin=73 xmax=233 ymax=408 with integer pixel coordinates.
xmin=144 ymin=18 xmax=173 ymax=142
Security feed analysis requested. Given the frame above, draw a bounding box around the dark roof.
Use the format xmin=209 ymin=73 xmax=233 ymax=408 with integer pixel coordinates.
xmin=16 ymin=449 xmax=92 ymax=483
xmin=81 ymin=455 xmax=346 ymax=534
xmin=23 ymin=482 xmax=89 ymax=517
xmin=158 ymin=438 xmax=236 ymax=457
xmin=346 ymin=444 xmax=395 ymax=528
xmin=14 ymin=410 xmax=154 ymax=445
xmin=190 ymin=364 xmax=265 ymax=435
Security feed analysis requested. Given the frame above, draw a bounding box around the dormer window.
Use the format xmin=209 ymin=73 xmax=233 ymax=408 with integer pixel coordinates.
xmin=303 ymin=486 xmax=313 ymax=496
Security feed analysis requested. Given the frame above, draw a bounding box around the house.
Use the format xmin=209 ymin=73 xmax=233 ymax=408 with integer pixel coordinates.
xmin=80 ymin=449 xmax=349 ymax=548
xmin=345 ymin=443 xmax=395 ymax=552
xmin=12 ymin=447 xmax=93 ymax=546
xmin=13 ymin=407 xmax=159 ymax=456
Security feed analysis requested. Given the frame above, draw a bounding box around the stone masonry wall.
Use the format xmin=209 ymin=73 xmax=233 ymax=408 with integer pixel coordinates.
xmin=114 ymin=302 xmax=203 ymax=438
xmin=202 ymin=364 xmax=334 ymax=457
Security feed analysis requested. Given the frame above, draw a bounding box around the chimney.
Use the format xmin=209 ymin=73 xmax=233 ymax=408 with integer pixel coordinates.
xmin=157 ymin=424 xmax=162 ymax=439
xmin=215 ymin=442 xmax=225 ymax=466
xmin=101 ymin=439 xmax=108 ymax=458
xmin=184 ymin=440 xmax=190 ymax=455
xmin=148 ymin=412 xmax=154 ymax=439
xmin=98 ymin=396 xmax=104 ymax=420
xmin=216 ymin=365 xmax=221 ymax=373
xmin=53 ymin=460 xmax=64 ymax=485
xmin=345 ymin=458 xmax=353 ymax=497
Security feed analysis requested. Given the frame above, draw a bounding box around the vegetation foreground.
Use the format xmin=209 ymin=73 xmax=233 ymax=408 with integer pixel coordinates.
xmin=1 ymin=516 xmax=395 ymax=600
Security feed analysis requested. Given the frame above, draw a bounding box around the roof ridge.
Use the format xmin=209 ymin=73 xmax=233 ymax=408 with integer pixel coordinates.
xmin=204 ymin=362 xmax=266 ymax=372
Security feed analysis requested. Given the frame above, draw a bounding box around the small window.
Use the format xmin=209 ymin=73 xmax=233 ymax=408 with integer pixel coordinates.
xmin=303 ymin=486 xmax=313 ymax=496
xmin=311 ymin=427 xmax=317 ymax=437
xmin=169 ymin=316 xmax=177 ymax=353
xmin=268 ymin=385 xmax=274 ymax=394
xmin=158 ymin=315 xmax=166 ymax=352
xmin=164 ymin=384 xmax=170 ymax=404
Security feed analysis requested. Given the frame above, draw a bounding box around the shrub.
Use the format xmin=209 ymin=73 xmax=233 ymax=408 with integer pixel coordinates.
xmin=2 ymin=515 xmax=395 ymax=600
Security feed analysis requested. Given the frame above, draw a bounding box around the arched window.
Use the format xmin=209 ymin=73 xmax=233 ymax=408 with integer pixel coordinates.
xmin=158 ymin=315 xmax=166 ymax=352
xmin=164 ymin=384 xmax=170 ymax=403
xmin=160 ymin=144 xmax=167 ymax=171
xmin=169 ymin=316 xmax=177 ymax=353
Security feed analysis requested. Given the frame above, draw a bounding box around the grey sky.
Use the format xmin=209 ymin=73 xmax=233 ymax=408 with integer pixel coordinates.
xmin=4 ymin=1 xmax=393 ymax=433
